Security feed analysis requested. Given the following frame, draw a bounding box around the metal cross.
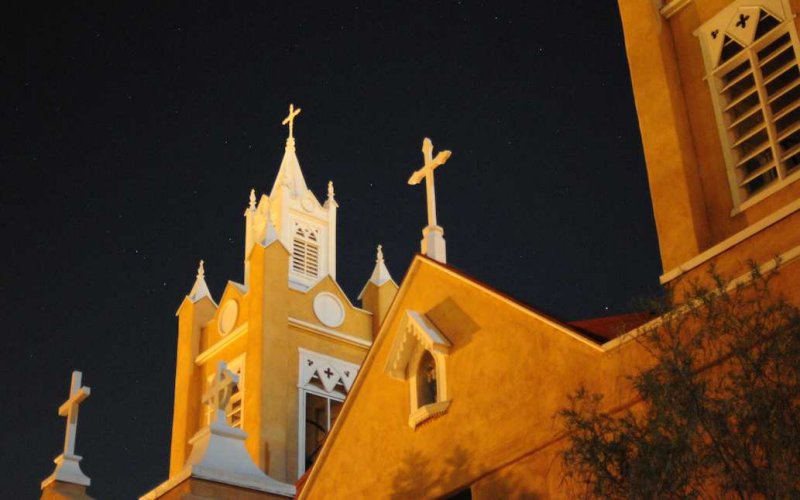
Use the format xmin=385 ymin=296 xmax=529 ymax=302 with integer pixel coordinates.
xmin=58 ymin=371 xmax=91 ymax=456
xmin=324 ymin=367 xmax=334 ymax=379
xmin=202 ymin=361 xmax=239 ymax=424
xmin=282 ymin=103 xmax=302 ymax=140
xmin=408 ymin=138 xmax=452 ymax=228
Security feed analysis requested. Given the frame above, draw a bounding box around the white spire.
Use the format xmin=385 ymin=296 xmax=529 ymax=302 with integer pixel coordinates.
xmin=41 ymin=371 xmax=92 ymax=489
xmin=369 ymin=244 xmax=393 ymax=286
xmin=189 ymin=260 xmax=212 ymax=303
xmin=248 ymin=188 xmax=256 ymax=211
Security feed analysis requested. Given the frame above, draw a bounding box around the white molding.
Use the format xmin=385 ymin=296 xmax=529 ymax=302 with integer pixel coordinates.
xmin=660 ymin=0 xmax=692 ymax=19
xmin=288 ymin=317 xmax=372 ymax=348
xmin=409 ymin=400 xmax=451 ymax=429
xmin=731 ymin=170 xmax=800 ymax=216
xmin=660 ymin=198 xmax=800 ymax=283
xmin=608 ymin=243 xmax=800 ymax=351
xmin=195 ymin=323 xmax=248 ymax=365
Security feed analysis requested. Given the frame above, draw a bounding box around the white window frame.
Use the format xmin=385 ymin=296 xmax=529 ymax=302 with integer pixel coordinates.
xmin=290 ymin=220 xmax=321 ymax=280
xmin=696 ymin=0 xmax=800 ymax=214
xmin=296 ymin=349 xmax=359 ymax=477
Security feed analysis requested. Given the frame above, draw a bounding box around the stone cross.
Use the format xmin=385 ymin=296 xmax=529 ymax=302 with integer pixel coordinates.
xmin=59 ymin=371 xmax=91 ymax=457
xmin=282 ymin=103 xmax=302 ymax=140
xmin=202 ymin=361 xmax=239 ymax=425
xmin=408 ymin=137 xmax=451 ymax=262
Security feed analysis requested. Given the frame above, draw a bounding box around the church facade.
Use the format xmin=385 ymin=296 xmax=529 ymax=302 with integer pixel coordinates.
xmin=39 ymin=0 xmax=799 ymax=498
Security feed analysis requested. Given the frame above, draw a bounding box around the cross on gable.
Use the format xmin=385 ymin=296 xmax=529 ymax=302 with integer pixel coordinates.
xmin=736 ymin=13 xmax=750 ymax=28
xmin=202 ymin=361 xmax=239 ymax=424
xmin=407 ymin=138 xmax=451 ymax=229
xmin=58 ymin=371 xmax=91 ymax=457
xmin=323 ymin=367 xmax=334 ymax=379
xmin=282 ymin=103 xmax=302 ymax=140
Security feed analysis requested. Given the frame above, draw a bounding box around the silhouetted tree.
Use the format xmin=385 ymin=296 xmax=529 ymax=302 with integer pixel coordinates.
xmin=559 ymin=264 xmax=800 ymax=499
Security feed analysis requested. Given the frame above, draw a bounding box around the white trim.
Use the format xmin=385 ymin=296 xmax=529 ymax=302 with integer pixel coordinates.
xmin=296 ymin=348 xmax=355 ymax=479
xmin=409 ymin=400 xmax=451 ymax=428
xmin=660 ymin=0 xmax=692 ymax=19
xmin=195 ymin=323 xmax=247 ymax=365
xmin=731 ymin=170 xmax=800 ymax=215
xmin=660 ymin=198 xmax=800 ymax=283
xmin=608 ymin=243 xmax=800 ymax=351
xmin=288 ymin=317 xmax=372 ymax=348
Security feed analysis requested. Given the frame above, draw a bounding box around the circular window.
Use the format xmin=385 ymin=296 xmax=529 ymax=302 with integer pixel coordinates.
xmin=313 ymin=292 xmax=345 ymax=328
xmin=218 ymin=300 xmax=239 ymax=335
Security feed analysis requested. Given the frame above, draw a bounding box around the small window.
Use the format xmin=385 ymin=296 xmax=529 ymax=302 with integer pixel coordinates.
xmin=291 ymin=222 xmax=320 ymax=279
xmin=698 ymin=1 xmax=800 ymax=210
xmin=416 ymin=351 xmax=438 ymax=407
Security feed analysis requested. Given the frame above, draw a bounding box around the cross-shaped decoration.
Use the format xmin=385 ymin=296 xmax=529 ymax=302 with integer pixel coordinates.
xmin=736 ymin=13 xmax=750 ymax=28
xmin=711 ymin=29 xmax=719 ymax=39
xmin=408 ymin=137 xmax=451 ymax=263
xmin=323 ymin=367 xmax=335 ymax=379
xmin=42 ymin=371 xmax=92 ymax=489
xmin=282 ymin=103 xmax=302 ymax=140
xmin=202 ymin=361 xmax=240 ymax=425
xmin=59 ymin=371 xmax=91 ymax=457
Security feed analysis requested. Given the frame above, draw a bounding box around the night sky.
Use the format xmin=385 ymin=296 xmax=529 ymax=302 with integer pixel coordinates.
xmin=2 ymin=1 xmax=661 ymax=497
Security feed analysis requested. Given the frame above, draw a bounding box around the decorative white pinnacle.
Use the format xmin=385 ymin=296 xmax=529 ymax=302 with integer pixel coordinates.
xmin=408 ymin=137 xmax=451 ymax=263
xmin=369 ymin=244 xmax=393 ymax=286
xmin=189 ymin=260 xmax=212 ymax=303
xmin=248 ymin=189 xmax=256 ymax=210
xmin=41 ymin=371 xmax=91 ymax=489
xmin=328 ymin=180 xmax=335 ymax=200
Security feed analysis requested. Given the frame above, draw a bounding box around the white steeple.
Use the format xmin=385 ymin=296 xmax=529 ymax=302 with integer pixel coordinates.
xmin=188 ymin=260 xmax=213 ymax=303
xmin=243 ymin=104 xmax=339 ymax=290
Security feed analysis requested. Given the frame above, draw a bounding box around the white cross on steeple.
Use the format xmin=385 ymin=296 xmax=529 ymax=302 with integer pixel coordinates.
xmin=41 ymin=371 xmax=92 ymax=489
xmin=59 ymin=371 xmax=91 ymax=456
xmin=408 ymin=137 xmax=451 ymax=263
xmin=282 ymin=103 xmax=302 ymax=141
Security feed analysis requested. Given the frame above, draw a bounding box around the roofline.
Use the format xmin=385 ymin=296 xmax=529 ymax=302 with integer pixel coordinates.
xmin=299 ymin=254 xmax=605 ymax=497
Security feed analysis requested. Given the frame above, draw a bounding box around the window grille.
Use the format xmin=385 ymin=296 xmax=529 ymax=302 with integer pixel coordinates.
xmin=703 ymin=4 xmax=800 ymax=206
xmin=291 ymin=223 xmax=320 ymax=278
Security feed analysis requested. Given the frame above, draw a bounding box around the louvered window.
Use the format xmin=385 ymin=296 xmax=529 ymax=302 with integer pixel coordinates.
xmin=700 ymin=2 xmax=800 ymax=209
xmin=291 ymin=223 xmax=320 ymax=279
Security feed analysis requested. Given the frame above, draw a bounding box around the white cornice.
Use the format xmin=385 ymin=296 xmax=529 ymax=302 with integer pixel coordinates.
xmin=660 ymin=199 xmax=800 ymax=284
xmin=289 ymin=317 xmax=372 ymax=348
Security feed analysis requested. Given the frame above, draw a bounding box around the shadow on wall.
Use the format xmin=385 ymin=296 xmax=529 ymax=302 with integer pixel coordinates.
xmin=389 ymin=444 xmax=539 ymax=499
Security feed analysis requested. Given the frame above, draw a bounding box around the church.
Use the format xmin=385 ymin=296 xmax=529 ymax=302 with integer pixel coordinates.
xmin=39 ymin=0 xmax=799 ymax=498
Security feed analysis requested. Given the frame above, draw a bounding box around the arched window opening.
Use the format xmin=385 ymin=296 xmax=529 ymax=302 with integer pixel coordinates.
xmin=416 ymin=351 xmax=438 ymax=407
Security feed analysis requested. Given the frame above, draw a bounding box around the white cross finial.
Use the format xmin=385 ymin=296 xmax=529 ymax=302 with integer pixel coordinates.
xmin=282 ymin=103 xmax=302 ymax=141
xmin=202 ymin=361 xmax=240 ymax=425
xmin=377 ymin=244 xmax=384 ymax=262
xmin=408 ymin=137 xmax=451 ymax=263
xmin=59 ymin=371 xmax=91 ymax=457
xmin=197 ymin=259 xmax=205 ymax=280
xmin=327 ymin=180 xmax=335 ymax=200
xmin=249 ymin=188 xmax=256 ymax=210
xmin=42 ymin=371 xmax=92 ymax=489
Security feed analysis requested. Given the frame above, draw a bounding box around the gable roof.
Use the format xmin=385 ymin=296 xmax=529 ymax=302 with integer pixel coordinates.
xmin=299 ymin=254 xmax=613 ymax=497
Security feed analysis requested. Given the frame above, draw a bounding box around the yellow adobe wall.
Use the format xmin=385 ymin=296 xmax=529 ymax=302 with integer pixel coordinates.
xmin=301 ymin=258 xmax=658 ymax=499
xmin=618 ymin=0 xmax=800 ymax=274
xmin=169 ymin=239 xmax=375 ymax=484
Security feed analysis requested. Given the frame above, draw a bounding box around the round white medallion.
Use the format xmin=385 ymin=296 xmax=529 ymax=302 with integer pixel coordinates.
xmin=218 ymin=300 xmax=239 ymax=335
xmin=313 ymin=292 xmax=345 ymax=328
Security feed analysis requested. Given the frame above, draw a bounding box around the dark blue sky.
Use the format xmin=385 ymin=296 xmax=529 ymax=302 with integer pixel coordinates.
xmin=1 ymin=1 xmax=660 ymax=497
